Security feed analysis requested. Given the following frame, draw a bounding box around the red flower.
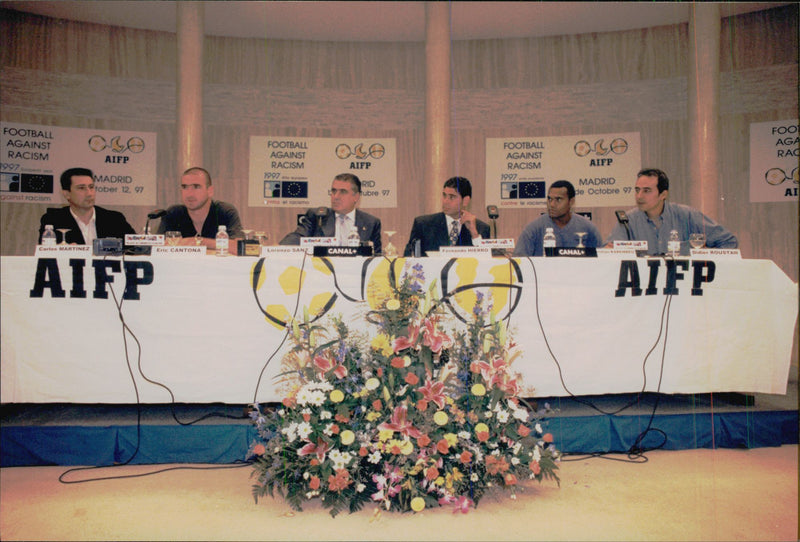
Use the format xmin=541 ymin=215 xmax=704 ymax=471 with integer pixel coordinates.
xmin=252 ymin=444 xmax=266 ymax=456
xmin=327 ymin=469 xmax=352 ymax=492
xmin=302 ymin=413 xmax=311 ymax=422
xmin=530 ymin=460 xmax=541 ymax=475
xmin=390 ymin=357 xmax=405 ymax=368
xmin=543 ymin=433 xmax=554 ymax=443
xmin=436 ymin=439 xmax=450 ymax=454
xmin=425 ymin=466 xmax=439 ymax=481
xmin=330 ymin=424 xmax=340 ymax=435
xmin=417 ymin=434 xmax=431 ymax=448
xmin=405 ymin=373 xmax=419 ymax=386
xmin=335 ymin=413 xmax=350 ymax=423
xmin=517 ymin=424 xmax=531 ymax=437
xmin=485 ymin=455 xmax=509 ymax=475
xmin=417 ymin=399 xmax=429 ymax=412
xmin=378 ymin=405 xmax=424 ymax=439
xmin=358 ymin=447 xmax=369 ymax=457
xmin=459 ymin=450 xmax=473 ymax=464
xmin=504 ymin=473 xmax=518 ymax=486
xmin=309 ymin=475 xmax=320 ymax=490
xmin=476 ymin=429 xmax=490 ymax=443
xmin=372 ymin=399 xmax=383 ymax=411
xmin=282 ymin=396 xmax=296 ymax=408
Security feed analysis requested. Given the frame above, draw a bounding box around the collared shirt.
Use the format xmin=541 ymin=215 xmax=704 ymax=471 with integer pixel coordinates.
xmin=513 ymin=212 xmax=602 ymax=257
xmin=70 ymin=207 xmax=97 ymax=246
xmin=335 ymin=209 xmax=357 ymax=243
xmin=604 ymin=201 xmax=738 ymax=255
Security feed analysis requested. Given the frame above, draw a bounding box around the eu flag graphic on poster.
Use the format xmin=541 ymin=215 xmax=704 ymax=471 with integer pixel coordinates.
xmin=518 ymin=181 xmax=545 ymax=199
xmin=281 ymin=181 xmax=308 ymax=199
xmin=20 ymin=174 xmax=54 ymax=193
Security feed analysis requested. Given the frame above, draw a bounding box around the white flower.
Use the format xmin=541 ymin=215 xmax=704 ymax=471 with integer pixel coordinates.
xmin=512 ymin=408 xmax=529 ymax=422
xmin=297 ymin=422 xmax=313 ymax=440
xmin=329 ymin=449 xmax=353 ymax=470
xmin=533 ymin=446 xmax=541 ymax=461
xmin=368 ymin=450 xmax=382 ymax=464
xmin=320 ymin=410 xmax=332 ymax=420
xmin=303 ymin=472 xmax=309 ymax=480
xmin=308 ymin=390 xmax=326 ymax=406
xmin=356 ymin=483 xmax=366 ymax=493
xmin=496 ymin=409 xmax=509 ymax=423
xmin=470 ymin=473 xmax=479 ymax=482
xmin=511 ymin=457 xmax=520 ymax=466
xmin=323 ymin=423 xmax=336 ymax=436
xmin=281 ymin=422 xmax=298 ymax=443
xmin=513 ymin=442 xmax=522 ymax=455
xmin=458 ymin=431 xmax=471 ymax=440
xmin=484 ymin=411 xmax=493 ymax=419
xmin=535 ymin=423 xmax=543 ymax=434
xmin=296 ymin=389 xmax=312 ymax=406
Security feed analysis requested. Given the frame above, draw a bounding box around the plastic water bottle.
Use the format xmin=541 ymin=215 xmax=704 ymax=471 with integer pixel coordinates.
xmin=347 ymin=229 xmax=360 ymax=247
xmin=667 ymin=229 xmax=680 ymax=257
xmin=543 ymin=227 xmax=556 ymax=256
xmin=41 ymin=224 xmax=57 ymax=246
xmin=215 ymin=225 xmax=229 ymax=256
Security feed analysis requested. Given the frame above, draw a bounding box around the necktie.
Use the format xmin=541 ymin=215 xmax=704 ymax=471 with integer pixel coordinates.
xmin=337 ymin=214 xmax=347 ymax=244
xmin=449 ymin=219 xmax=460 ymax=246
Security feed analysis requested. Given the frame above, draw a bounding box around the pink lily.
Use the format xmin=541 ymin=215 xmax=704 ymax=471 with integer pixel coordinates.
xmin=417 ymin=380 xmax=447 ymax=410
xmin=393 ymin=322 xmax=420 ymax=353
xmin=313 ymin=354 xmax=348 ymax=379
xmin=297 ymin=438 xmax=330 ymax=462
xmin=421 ymin=318 xmax=453 ymax=353
xmin=377 ymin=405 xmax=423 ymax=439
xmin=452 ymin=495 xmax=473 ymax=514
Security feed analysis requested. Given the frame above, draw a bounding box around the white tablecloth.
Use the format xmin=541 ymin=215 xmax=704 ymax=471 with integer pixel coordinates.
xmin=1 ymin=254 xmax=796 ymax=403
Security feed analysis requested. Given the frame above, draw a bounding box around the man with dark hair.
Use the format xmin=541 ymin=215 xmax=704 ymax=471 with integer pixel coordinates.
xmin=280 ymin=173 xmax=382 ymax=253
xmin=403 ymin=176 xmax=490 ymax=256
xmin=604 ymin=168 xmax=738 ymax=255
xmin=513 ymin=180 xmax=601 ymax=256
xmin=157 ymin=166 xmax=243 ymax=248
xmin=38 ymin=167 xmax=136 ymax=244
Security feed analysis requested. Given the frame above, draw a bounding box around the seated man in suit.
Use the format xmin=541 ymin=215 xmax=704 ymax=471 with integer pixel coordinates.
xmin=280 ymin=173 xmax=382 ymax=253
xmin=157 ymin=166 xmax=243 ymax=249
xmin=403 ymin=176 xmax=490 ymax=256
xmin=38 ymin=167 xmax=136 ymax=245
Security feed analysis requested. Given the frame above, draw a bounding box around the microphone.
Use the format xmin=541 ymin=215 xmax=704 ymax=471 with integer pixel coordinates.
xmin=487 ymin=205 xmax=499 ymax=239
xmin=315 ymin=207 xmax=329 ymax=230
xmin=615 ymin=210 xmax=632 ymax=240
xmin=145 ymin=209 xmax=166 ymax=234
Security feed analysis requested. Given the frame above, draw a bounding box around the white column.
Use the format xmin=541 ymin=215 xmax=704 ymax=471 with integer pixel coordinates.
xmin=688 ymin=3 xmax=720 ymax=218
xmin=177 ymin=2 xmax=204 ymax=173
xmin=424 ymin=2 xmax=452 ymax=213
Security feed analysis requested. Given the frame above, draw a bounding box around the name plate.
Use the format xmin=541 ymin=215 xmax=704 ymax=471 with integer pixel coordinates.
xmin=597 ymin=247 xmax=637 ymax=257
xmin=300 ymin=237 xmax=336 ymax=247
xmin=35 ymin=245 xmax=92 ymax=256
xmin=545 ymin=247 xmax=597 ymax=257
xmin=439 ymin=246 xmax=493 ymax=257
xmin=690 ymin=248 xmax=742 ymax=259
xmin=151 ymin=246 xmax=207 ymax=256
xmin=313 ymin=245 xmax=374 ymax=257
xmin=473 ymin=238 xmax=515 ymax=249
xmin=614 ymin=240 xmax=648 ymax=251
xmin=261 ymin=246 xmax=313 ymax=256
xmin=125 ymin=234 xmax=165 ymax=246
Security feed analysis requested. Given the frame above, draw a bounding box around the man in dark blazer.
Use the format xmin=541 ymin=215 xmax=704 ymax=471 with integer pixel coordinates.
xmin=280 ymin=173 xmax=382 ymax=254
xmin=38 ymin=167 xmax=136 ymax=244
xmin=403 ymin=176 xmax=491 ymax=256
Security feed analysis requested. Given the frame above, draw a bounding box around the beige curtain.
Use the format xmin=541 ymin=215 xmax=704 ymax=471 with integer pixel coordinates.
xmin=1 ymin=5 xmax=797 ymax=283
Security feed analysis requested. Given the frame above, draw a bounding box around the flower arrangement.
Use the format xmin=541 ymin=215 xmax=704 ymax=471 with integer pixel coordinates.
xmin=249 ymin=261 xmax=559 ymax=516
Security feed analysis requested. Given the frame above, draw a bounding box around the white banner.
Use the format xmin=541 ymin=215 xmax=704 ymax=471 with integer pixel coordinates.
xmin=1 ymin=255 xmax=796 ymax=403
xmin=749 ymin=119 xmax=799 ymax=203
xmin=0 ymin=122 xmax=157 ymax=205
xmin=248 ymin=136 xmax=397 ymax=208
xmin=486 ymin=132 xmax=641 ymax=209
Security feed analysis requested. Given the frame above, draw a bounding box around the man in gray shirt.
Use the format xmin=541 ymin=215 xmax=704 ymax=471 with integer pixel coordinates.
xmin=513 ymin=180 xmax=601 ymax=257
xmin=604 ymin=168 xmax=738 ymax=255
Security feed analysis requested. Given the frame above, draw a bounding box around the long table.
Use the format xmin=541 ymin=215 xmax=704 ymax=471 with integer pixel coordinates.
xmin=1 ymin=254 xmax=797 ymax=403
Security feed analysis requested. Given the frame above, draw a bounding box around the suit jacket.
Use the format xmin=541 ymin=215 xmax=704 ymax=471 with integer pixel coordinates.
xmin=38 ymin=206 xmax=136 ymax=244
xmin=279 ymin=207 xmax=382 ymax=254
xmin=403 ymin=212 xmax=491 ymax=256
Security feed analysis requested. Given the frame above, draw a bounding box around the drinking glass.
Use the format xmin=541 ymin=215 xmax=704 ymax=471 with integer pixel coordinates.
xmin=689 ymin=233 xmax=706 ymax=249
xmin=575 ymin=232 xmax=587 ymax=249
xmin=384 ymin=231 xmax=398 ymax=258
xmin=165 ymin=231 xmax=181 ymax=246
xmin=255 ymin=231 xmax=269 ymax=246
xmin=56 ymin=228 xmax=70 ymax=245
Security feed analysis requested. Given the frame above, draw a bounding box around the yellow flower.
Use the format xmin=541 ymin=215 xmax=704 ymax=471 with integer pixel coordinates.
xmin=433 ymin=411 xmax=449 ymax=426
xmin=385 ymin=298 xmax=401 ymax=311
xmin=378 ymin=429 xmax=394 ymax=442
xmin=365 ymin=378 xmax=380 ymax=391
xmin=329 ymin=389 xmax=344 ymax=403
xmin=475 ymin=423 xmax=489 ymax=434
xmin=366 ymin=411 xmax=381 ymax=422
xmin=471 ymin=383 xmax=486 ymax=396
xmin=435 ymin=476 xmax=445 ymax=486
xmin=410 ymin=497 xmax=425 ymax=512
xmin=371 ymin=334 xmax=394 ymax=356
xmin=340 ymin=430 xmax=355 ymax=446
xmin=444 ymin=433 xmax=458 ymax=447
